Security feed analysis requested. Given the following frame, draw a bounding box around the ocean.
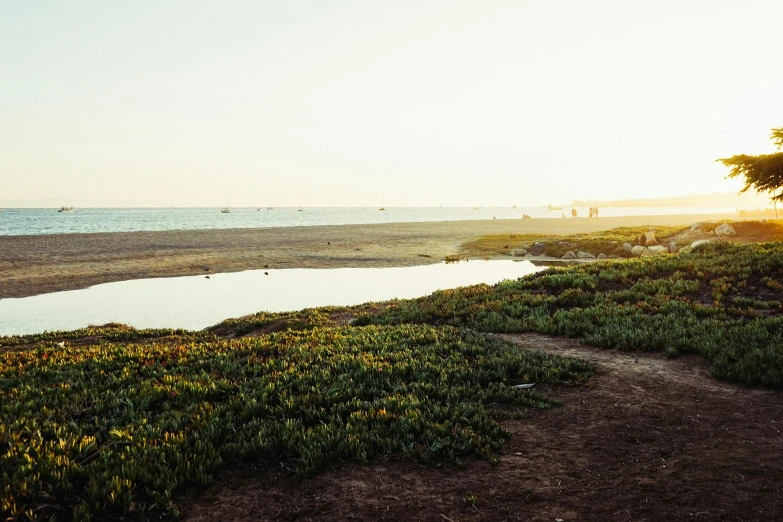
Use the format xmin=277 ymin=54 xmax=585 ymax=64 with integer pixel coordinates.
xmin=0 ymin=206 xmax=744 ymax=236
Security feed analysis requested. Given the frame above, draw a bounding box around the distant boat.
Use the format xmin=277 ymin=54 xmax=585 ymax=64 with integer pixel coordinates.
xmin=547 ymin=204 xmax=562 ymax=211
xmin=379 ymin=207 xmax=385 ymax=211
xmin=221 ymin=194 xmax=232 ymax=213
xmin=297 ymin=208 xmax=304 ymax=212
xmin=58 ymin=206 xmax=75 ymax=213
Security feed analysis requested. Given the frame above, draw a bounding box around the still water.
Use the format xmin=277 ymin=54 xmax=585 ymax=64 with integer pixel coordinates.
xmin=0 ymin=261 xmax=544 ymax=336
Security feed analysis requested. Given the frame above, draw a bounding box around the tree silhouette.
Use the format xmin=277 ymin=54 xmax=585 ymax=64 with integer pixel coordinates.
xmin=719 ymin=128 xmax=783 ymax=211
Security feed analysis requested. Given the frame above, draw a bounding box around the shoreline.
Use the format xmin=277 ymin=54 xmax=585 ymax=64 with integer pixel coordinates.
xmin=0 ymin=213 xmax=743 ymax=298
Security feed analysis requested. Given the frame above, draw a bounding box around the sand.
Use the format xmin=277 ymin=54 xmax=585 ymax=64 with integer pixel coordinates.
xmin=0 ymin=213 xmax=739 ymax=298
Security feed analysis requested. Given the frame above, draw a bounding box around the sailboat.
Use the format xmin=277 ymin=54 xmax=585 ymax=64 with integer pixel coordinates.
xmin=221 ymin=194 xmax=233 ymax=213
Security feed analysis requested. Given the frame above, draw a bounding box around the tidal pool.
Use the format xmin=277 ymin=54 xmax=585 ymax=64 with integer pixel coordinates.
xmin=0 ymin=260 xmax=544 ymax=336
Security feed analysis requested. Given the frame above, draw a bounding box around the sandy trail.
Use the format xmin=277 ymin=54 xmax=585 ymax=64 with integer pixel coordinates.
xmin=0 ymin=213 xmax=737 ymax=298
xmin=181 ymin=333 xmax=783 ymax=522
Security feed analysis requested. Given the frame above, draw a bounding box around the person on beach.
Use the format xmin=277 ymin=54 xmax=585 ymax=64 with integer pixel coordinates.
xmin=594 ymin=207 xmax=599 ymax=217
xmin=571 ymin=208 xmax=578 ymax=218
xmin=588 ymin=207 xmax=594 ymax=218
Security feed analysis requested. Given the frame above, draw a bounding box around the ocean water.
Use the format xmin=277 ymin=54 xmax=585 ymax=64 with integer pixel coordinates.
xmin=0 ymin=260 xmax=544 ymax=335
xmin=0 ymin=206 xmax=743 ymax=236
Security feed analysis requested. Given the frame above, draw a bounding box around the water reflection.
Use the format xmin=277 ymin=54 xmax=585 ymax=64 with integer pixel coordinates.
xmin=0 ymin=261 xmax=544 ymax=335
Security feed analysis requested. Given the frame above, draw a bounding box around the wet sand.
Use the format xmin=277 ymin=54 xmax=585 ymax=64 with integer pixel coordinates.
xmin=0 ymin=213 xmax=738 ymax=298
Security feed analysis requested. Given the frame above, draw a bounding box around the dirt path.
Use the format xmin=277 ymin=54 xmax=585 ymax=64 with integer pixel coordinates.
xmin=181 ymin=334 xmax=783 ymax=522
xmin=0 ymin=213 xmax=740 ymax=298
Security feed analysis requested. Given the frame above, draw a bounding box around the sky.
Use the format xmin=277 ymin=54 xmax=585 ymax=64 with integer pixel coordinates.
xmin=1 ymin=1 xmax=783 ymax=208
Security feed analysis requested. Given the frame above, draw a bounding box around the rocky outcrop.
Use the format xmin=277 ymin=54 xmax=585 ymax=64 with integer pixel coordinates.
xmin=597 ymin=253 xmax=608 ymax=259
xmin=668 ymin=242 xmax=679 ymax=253
xmin=577 ymin=251 xmax=596 ymax=259
xmin=622 ymin=242 xmax=633 ymax=251
xmin=631 ymin=245 xmax=646 ymax=256
xmin=561 ymin=251 xmax=577 ymax=259
xmin=510 ymin=248 xmax=527 ymax=257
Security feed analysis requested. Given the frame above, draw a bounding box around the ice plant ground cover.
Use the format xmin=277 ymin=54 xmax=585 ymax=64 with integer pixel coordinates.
xmin=1 ymin=325 xmax=591 ymax=520
xmin=3 ymin=241 xmax=783 ymax=519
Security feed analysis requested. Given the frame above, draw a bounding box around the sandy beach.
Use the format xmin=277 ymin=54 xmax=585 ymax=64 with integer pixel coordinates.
xmin=0 ymin=213 xmax=740 ymax=298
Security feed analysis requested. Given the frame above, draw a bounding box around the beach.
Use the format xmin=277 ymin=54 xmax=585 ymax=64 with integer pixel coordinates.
xmin=0 ymin=213 xmax=740 ymax=298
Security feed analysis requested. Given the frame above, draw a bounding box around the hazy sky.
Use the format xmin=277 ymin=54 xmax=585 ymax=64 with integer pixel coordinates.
xmin=2 ymin=1 xmax=782 ymax=207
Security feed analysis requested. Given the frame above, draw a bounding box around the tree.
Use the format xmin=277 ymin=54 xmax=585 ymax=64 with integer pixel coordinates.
xmin=718 ymin=128 xmax=783 ymax=214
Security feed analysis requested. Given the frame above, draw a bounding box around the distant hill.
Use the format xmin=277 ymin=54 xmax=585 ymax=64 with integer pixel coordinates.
xmin=571 ymin=192 xmax=771 ymax=208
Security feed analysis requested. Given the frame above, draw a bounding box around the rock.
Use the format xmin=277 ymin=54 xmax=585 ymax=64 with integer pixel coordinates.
xmin=647 ymin=245 xmax=669 ymax=254
xmin=640 ymin=247 xmax=656 ymax=257
xmin=597 ymin=253 xmax=608 ymax=259
xmin=529 ymin=241 xmax=546 ymax=255
xmin=577 ymin=251 xmax=596 ymax=259
xmin=715 ymin=223 xmax=736 ymax=236
xmin=522 ymin=214 xmax=532 ymax=219
xmin=631 ymin=245 xmax=646 ymax=256
xmin=622 ymin=242 xmax=633 ymax=251
xmin=524 ymin=253 xmax=535 ymax=258
xmin=510 ymin=248 xmax=527 ymax=257
xmin=679 ymin=246 xmax=693 ymax=254
xmin=644 ymin=231 xmax=658 ymax=246
xmin=691 ymin=221 xmax=717 ymax=232
xmin=561 ymin=251 xmax=577 ymax=259
xmin=691 ymin=239 xmax=714 ymax=250
xmin=668 ymin=241 xmax=679 ymax=253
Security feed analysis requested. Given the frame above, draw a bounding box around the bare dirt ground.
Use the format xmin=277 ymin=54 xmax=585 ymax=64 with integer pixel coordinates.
xmin=181 ymin=334 xmax=783 ymax=522
xmin=0 ymin=214 xmax=739 ymax=298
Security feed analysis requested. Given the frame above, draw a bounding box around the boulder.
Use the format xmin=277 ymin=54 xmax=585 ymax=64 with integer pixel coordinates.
xmin=524 ymin=253 xmax=535 ymax=258
xmin=691 ymin=239 xmax=714 ymax=250
xmin=622 ymin=242 xmax=633 ymax=251
xmin=644 ymin=231 xmax=658 ymax=245
xmin=715 ymin=223 xmax=736 ymax=236
xmin=646 ymin=245 xmax=669 ymax=254
xmin=529 ymin=241 xmax=547 ymax=255
xmin=597 ymin=253 xmax=608 ymax=259
xmin=640 ymin=247 xmax=656 ymax=257
xmin=668 ymin=241 xmax=679 ymax=254
xmin=679 ymin=246 xmax=693 ymax=254
xmin=630 ymin=245 xmax=646 ymax=256
xmin=691 ymin=221 xmax=717 ymax=232
xmin=510 ymin=248 xmax=527 ymax=257
xmin=577 ymin=251 xmax=596 ymax=259
xmin=561 ymin=251 xmax=577 ymax=259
